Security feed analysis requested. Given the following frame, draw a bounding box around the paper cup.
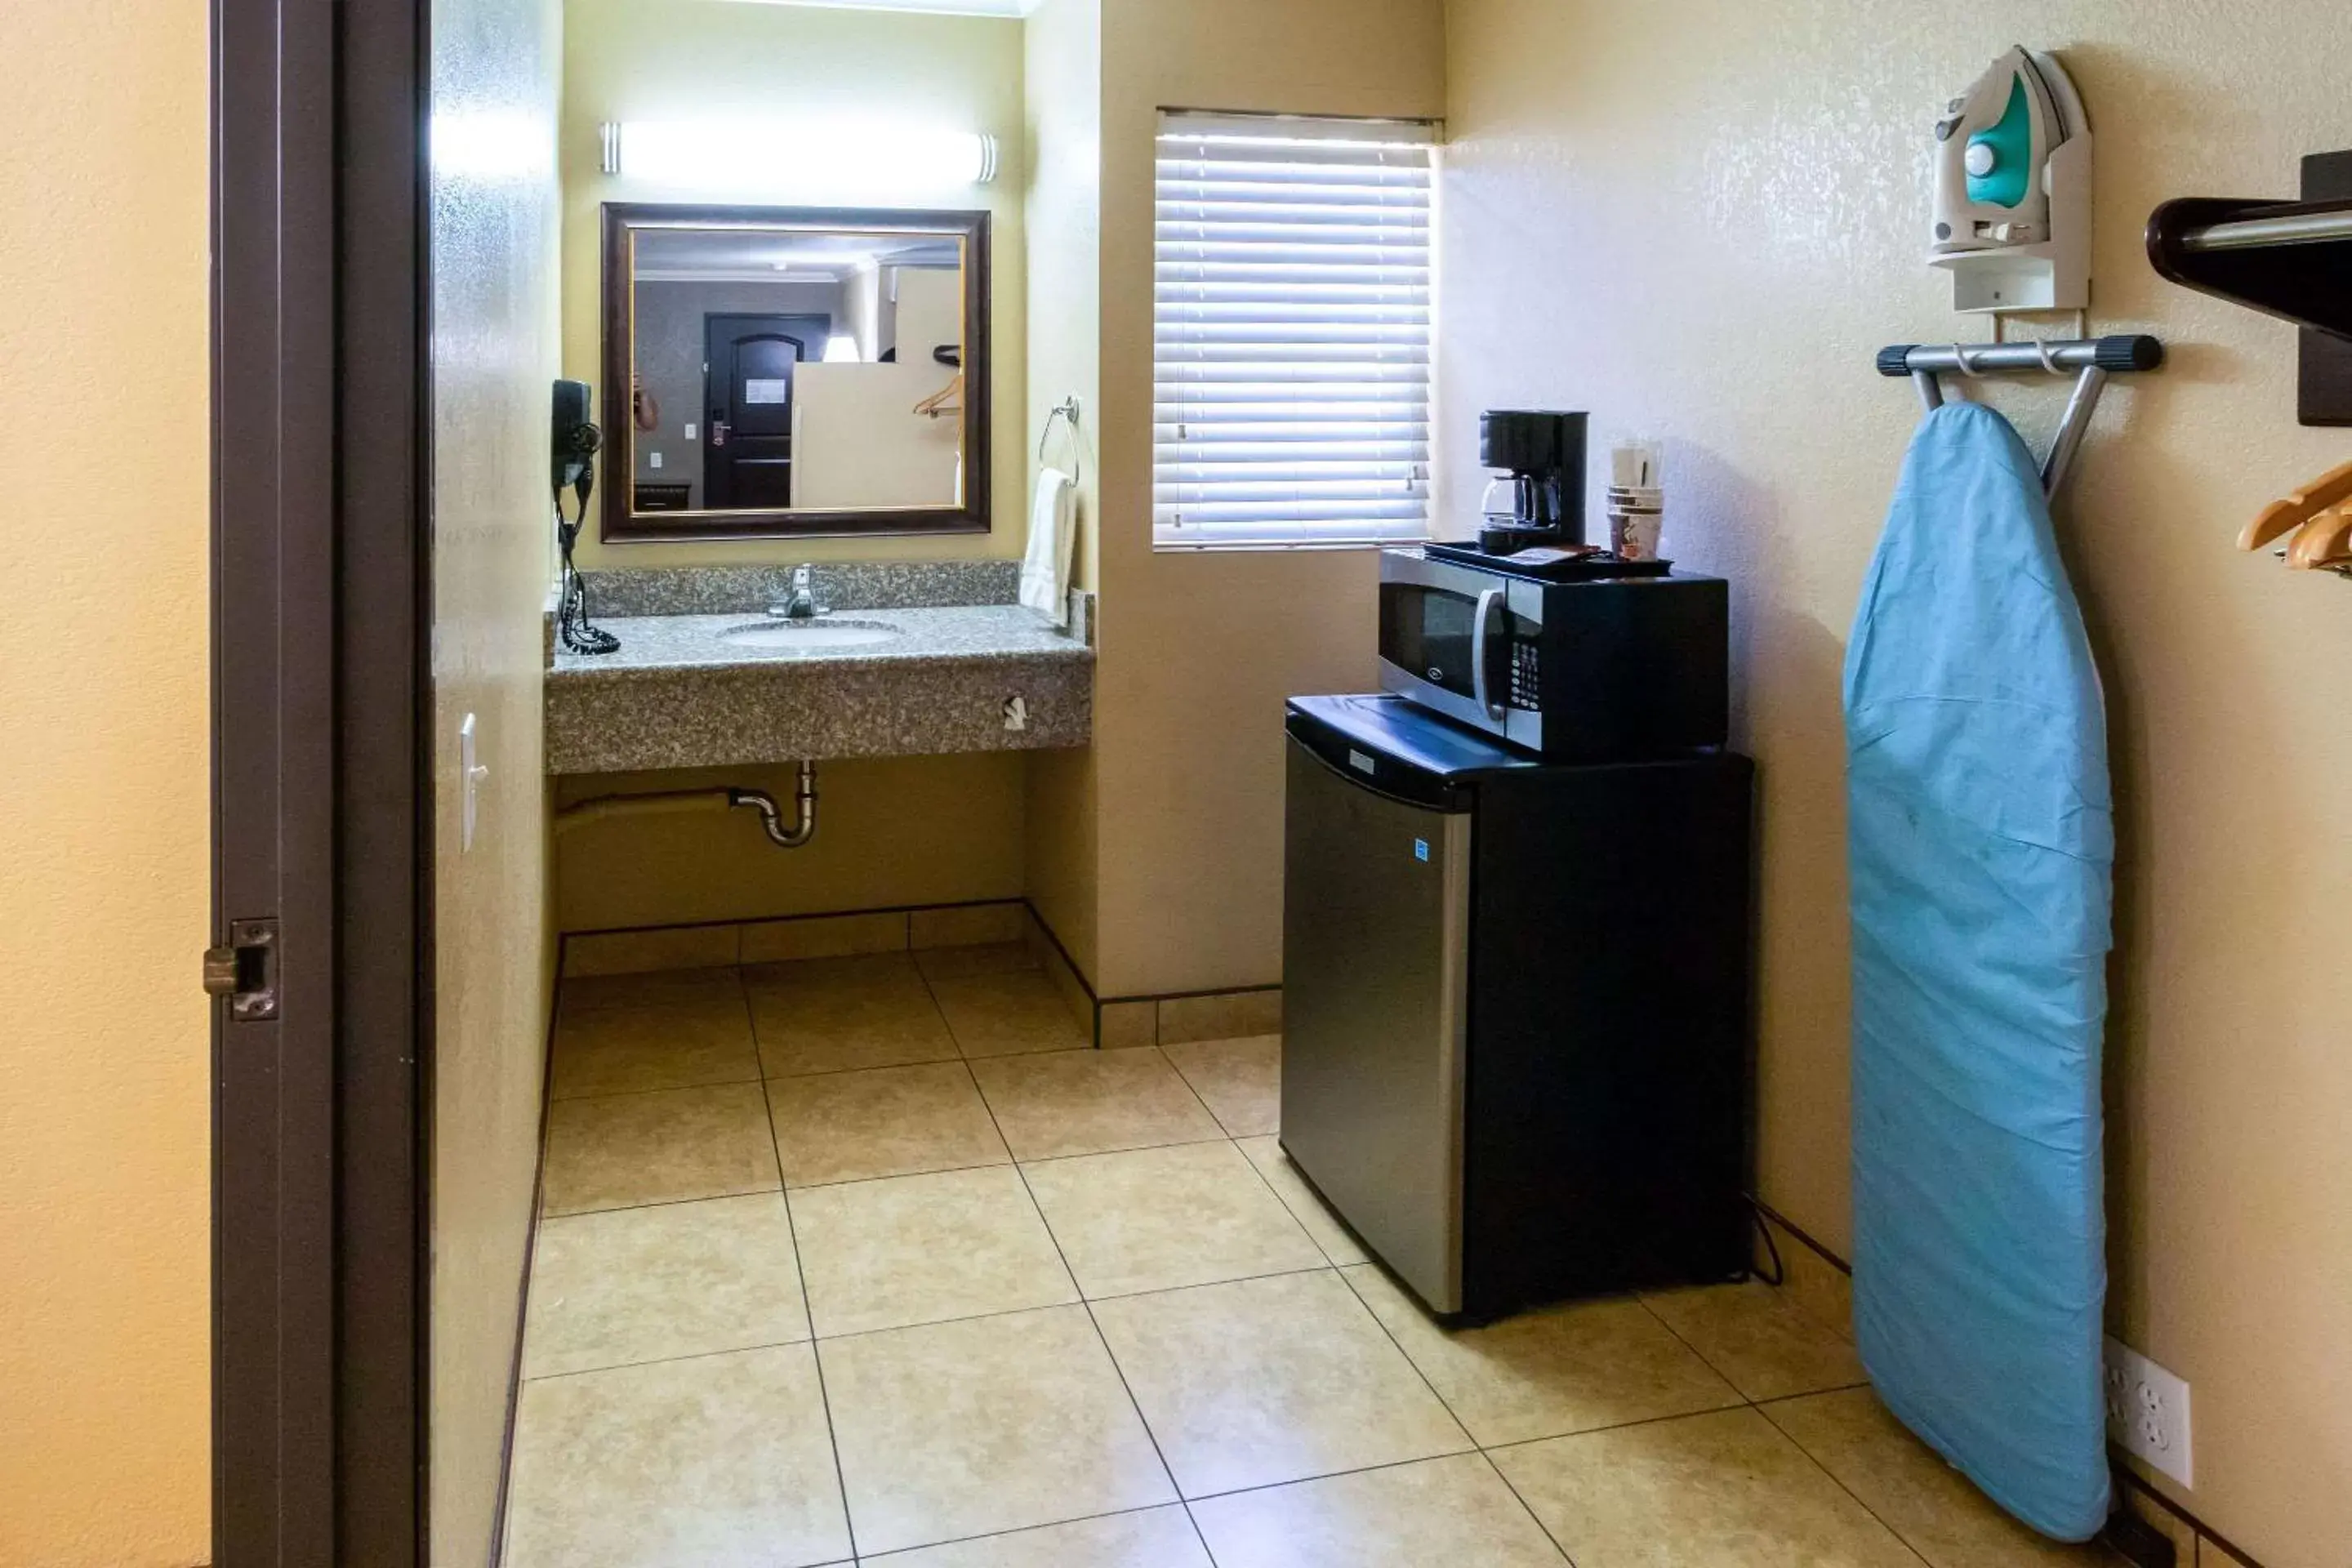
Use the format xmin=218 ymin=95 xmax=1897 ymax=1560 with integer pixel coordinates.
xmin=1610 ymin=507 xmax=1664 ymax=561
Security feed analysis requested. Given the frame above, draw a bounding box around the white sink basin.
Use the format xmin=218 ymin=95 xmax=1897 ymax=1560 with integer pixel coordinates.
xmin=721 ymin=619 xmax=902 ymax=653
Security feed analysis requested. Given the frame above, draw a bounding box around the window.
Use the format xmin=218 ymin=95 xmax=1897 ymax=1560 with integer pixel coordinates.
xmin=1154 ymin=112 xmax=1436 ymax=550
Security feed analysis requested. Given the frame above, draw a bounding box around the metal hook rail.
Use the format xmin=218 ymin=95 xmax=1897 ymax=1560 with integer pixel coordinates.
xmin=1876 ymin=334 xmax=2165 ymax=500
xmin=1039 ymin=395 xmax=1083 ymax=486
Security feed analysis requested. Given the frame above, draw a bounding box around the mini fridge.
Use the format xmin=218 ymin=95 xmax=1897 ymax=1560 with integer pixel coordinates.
xmin=1281 ymin=693 xmax=1753 ymax=1323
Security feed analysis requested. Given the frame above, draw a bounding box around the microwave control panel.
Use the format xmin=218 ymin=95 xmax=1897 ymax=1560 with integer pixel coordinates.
xmin=1508 ymin=642 xmax=1540 ymax=710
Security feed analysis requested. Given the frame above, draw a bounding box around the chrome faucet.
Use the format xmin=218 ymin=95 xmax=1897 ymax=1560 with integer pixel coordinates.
xmin=772 ymin=564 xmax=826 ymax=621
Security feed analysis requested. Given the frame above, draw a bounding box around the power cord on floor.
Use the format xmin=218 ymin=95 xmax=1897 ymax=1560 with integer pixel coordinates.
xmin=1748 ymin=1196 xmax=1787 ymax=1286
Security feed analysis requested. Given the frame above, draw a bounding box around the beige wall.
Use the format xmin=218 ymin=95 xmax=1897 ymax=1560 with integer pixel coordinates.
xmin=1019 ymin=0 xmax=1105 ymax=978
xmin=428 ymin=0 xmax=566 ymax=1559
xmin=1442 ymin=4 xmax=2352 ymax=1561
xmin=0 ymin=2 xmax=211 ymax=1562
xmin=555 ymin=755 xmax=1026 ymax=933
xmin=1088 ymin=0 xmax=1447 ymax=998
xmin=560 ymin=0 xmax=1028 ymax=570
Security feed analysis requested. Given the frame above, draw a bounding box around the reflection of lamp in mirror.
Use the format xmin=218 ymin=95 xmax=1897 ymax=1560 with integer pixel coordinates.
xmin=600 ymin=119 xmax=1000 ymax=194
xmin=822 ymin=334 xmax=862 ymax=364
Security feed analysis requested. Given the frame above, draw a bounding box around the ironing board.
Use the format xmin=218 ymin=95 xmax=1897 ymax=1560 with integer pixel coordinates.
xmin=1843 ymin=401 xmax=2113 ymax=1541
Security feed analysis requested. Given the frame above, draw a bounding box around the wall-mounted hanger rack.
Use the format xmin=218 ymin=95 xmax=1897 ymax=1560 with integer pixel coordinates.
xmin=1039 ymin=394 xmax=1082 ymax=485
xmin=2146 ymin=149 xmax=2352 ymax=425
xmin=1876 ymin=334 xmax=2166 ymax=501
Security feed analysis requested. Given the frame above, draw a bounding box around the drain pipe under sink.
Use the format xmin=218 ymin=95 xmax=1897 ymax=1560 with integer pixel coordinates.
xmin=554 ymin=760 xmax=818 ymax=849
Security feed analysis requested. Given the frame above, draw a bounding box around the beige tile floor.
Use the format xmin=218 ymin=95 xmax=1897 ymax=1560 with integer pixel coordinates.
xmin=509 ymin=947 xmax=2126 ymax=1567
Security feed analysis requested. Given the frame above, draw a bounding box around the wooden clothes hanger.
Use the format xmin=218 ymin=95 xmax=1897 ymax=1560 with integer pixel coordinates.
xmin=914 ymin=372 xmax=964 ymax=420
xmin=2287 ymin=504 xmax=2352 ymax=570
xmin=2240 ymin=457 xmax=2352 ymax=550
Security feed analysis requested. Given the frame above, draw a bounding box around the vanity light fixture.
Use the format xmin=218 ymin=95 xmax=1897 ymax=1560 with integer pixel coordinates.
xmin=599 ymin=119 xmax=999 ymax=192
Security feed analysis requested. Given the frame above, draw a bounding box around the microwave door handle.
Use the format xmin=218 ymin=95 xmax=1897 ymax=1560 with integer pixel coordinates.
xmin=1470 ymin=586 xmax=1508 ymax=720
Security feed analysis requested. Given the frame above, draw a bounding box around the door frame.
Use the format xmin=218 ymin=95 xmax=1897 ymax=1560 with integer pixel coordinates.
xmin=212 ymin=0 xmax=430 ymax=1561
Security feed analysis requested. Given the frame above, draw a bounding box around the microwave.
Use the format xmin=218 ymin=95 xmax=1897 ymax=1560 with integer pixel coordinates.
xmin=1377 ymin=548 xmax=1729 ymax=760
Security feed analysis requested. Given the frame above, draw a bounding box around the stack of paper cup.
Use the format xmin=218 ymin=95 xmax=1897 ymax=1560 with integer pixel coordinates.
xmin=1606 ymin=442 xmax=1664 ymax=561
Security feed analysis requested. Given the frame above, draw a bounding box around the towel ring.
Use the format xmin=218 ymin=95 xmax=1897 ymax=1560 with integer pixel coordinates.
xmin=1039 ymin=396 xmax=1083 ymax=486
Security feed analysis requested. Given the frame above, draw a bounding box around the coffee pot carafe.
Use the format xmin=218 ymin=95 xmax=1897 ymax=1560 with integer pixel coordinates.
xmin=1475 ymin=409 xmax=1588 ymax=555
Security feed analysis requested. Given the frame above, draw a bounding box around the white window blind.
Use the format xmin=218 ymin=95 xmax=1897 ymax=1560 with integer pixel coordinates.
xmin=1154 ymin=112 xmax=1436 ymax=550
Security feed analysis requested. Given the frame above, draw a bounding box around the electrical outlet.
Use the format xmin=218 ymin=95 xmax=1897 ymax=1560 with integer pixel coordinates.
xmin=2104 ymin=1336 xmax=2193 ymax=1487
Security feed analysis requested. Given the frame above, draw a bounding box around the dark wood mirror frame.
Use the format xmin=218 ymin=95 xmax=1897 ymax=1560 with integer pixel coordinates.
xmin=599 ymin=202 xmax=992 ymax=544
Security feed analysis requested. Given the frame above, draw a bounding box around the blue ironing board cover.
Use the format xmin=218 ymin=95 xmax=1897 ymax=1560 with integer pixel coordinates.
xmin=1844 ymin=402 xmax=2113 ymax=1540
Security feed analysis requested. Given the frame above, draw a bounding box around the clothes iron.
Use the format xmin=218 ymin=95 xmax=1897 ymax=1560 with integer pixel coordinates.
xmin=1928 ymin=47 xmax=2091 ymax=313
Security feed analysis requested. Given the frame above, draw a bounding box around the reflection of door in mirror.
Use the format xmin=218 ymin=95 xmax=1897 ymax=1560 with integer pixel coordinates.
xmin=704 ymin=314 xmax=827 ymax=510
xmin=604 ymin=205 xmax=991 ymax=540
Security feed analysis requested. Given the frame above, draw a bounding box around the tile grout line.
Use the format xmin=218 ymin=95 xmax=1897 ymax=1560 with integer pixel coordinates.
xmin=1225 ymin=1130 xmax=1364 ymax=1272
xmin=1323 ymin=1263 xmax=1573 ymax=1566
xmin=957 ymin=1036 xmax=1223 ymax=1568
xmin=747 ymin=968 xmax=864 ymax=1566
xmin=843 ymin=1501 xmax=1205 ymax=1566
xmin=1750 ymin=1395 xmax=1941 ymax=1568
xmin=521 ymin=1327 xmax=813 ymax=1385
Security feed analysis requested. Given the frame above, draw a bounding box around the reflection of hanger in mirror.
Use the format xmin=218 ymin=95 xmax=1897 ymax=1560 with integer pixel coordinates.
xmin=2240 ymin=457 xmax=2352 ymax=550
xmin=915 ymin=373 xmax=964 ymax=420
xmin=631 ymin=375 xmax=661 ymax=434
xmin=2287 ymin=503 xmax=2352 ymax=570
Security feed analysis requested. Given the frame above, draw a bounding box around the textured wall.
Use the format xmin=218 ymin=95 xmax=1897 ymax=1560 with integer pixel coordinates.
xmin=427 ymin=0 xmax=564 ymax=1559
xmin=1020 ymin=0 xmax=1105 ymax=978
xmin=1442 ymin=4 xmax=2352 ymax=1561
xmin=0 ymin=1 xmax=211 ymax=1561
xmin=1088 ymin=0 xmax=1448 ymax=998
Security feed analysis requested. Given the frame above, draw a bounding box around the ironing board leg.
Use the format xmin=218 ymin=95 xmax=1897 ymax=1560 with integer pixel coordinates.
xmin=2041 ymin=365 xmax=2109 ymax=500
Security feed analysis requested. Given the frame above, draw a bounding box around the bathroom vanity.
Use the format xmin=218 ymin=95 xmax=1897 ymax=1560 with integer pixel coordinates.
xmin=545 ymin=562 xmax=1093 ymax=773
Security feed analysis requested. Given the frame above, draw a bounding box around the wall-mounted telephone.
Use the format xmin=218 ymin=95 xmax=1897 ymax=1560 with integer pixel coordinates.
xmin=552 ymin=380 xmax=617 ymax=655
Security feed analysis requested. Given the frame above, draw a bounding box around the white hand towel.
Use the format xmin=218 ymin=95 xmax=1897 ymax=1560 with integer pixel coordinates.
xmin=1020 ymin=466 xmax=1077 ymax=627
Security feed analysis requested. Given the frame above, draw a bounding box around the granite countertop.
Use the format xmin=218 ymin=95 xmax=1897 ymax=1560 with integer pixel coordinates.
xmin=550 ymin=604 xmax=1090 ymax=683
xmin=545 ymin=567 xmax=1094 ymax=774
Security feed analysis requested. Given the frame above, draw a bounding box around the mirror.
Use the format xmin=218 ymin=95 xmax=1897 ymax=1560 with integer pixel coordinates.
xmin=600 ymin=203 xmax=991 ymax=541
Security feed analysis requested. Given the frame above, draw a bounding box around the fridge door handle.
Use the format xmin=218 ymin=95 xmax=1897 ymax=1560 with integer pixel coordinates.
xmin=1471 ymin=586 xmax=1508 ymax=720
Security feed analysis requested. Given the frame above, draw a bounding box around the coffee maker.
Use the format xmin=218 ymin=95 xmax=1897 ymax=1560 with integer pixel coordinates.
xmin=1477 ymin=410 xmax=1588 ymax=554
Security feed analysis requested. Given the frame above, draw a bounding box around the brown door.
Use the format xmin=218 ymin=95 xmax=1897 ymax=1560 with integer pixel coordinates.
xmin=703 ymin=312 xmax=830 ymax=509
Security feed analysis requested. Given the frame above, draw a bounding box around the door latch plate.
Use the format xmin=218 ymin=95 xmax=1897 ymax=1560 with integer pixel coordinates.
xmin=203 ymin=919 xmax=281 ymax=1021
